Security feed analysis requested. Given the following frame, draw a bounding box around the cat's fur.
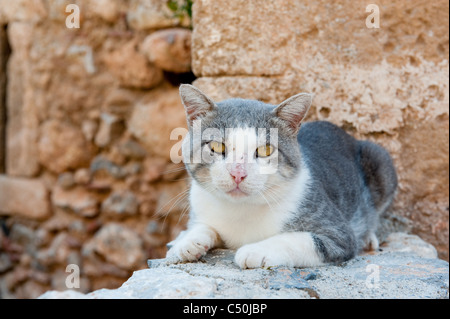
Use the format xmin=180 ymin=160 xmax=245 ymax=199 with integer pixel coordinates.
xmin=166 ymin=84 xmax=398 ymax=268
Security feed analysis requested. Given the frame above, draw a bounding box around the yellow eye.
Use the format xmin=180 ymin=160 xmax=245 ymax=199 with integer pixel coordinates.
xmin=256 ymin=144 xmax=274 ymax=157
xmin=210 ymin=141 xmax=226 ymax=154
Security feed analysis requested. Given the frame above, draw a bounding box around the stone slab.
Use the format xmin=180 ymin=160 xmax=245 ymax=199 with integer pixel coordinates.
xmin=38 ymin=233 xmax=449 ymax=299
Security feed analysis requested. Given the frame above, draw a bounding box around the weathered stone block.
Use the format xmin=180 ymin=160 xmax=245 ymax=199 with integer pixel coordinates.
xmin=104 ymin=39 xmax=163 ymax=89
xmin=6 ymin=22 xmax=40 ymax=177
xmin=0 ymin=0 xmax=47 ymax=24
xmin=0 ymin=175 xmax=50 ymax=219
xmin=128 ymin=87 xmax=187 ymax=161
xmin=101 ymin=191 xmax=139 ymax=219
xmin=51 ymin=185 xmax=99 ymax=218
xmin=192 ymin=0 xmax=300 ymax=77
xmin=38 ymin=120 xmax=94 ymax=174
xmin=83 ymin=223 xmax=144 ymax=270
xmin=142 ymin=28 xmax=192 ymax=73
xmin=192 ymin=0 xmax=449 ymax=76
xmin=86 ymin=0 xmax=126 ymax=23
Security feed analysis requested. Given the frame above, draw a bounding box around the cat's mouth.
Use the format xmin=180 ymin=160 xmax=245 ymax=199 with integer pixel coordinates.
xmin=226 ymin=186 xmax=249 ymax=198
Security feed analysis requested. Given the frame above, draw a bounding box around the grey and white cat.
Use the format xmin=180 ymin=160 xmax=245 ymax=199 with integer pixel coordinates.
xmin=166 ymin=84 xmax=398 ymax=268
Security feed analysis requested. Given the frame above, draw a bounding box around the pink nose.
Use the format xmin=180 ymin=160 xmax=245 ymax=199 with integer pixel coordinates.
xmin=230 ymin=164 xmax=247 ymax=184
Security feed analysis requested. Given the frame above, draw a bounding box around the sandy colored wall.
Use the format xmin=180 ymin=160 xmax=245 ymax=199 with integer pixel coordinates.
xmin=0 ymin=0 xmax=448 ymax=299
xmin=0 ymin=0 xmax=192 ymax=298
xmin=192 ymin=0 xmax=449 ymax=259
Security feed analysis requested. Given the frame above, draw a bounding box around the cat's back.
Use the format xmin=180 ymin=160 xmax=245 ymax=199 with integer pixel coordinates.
xmin=297 ymin=120 xmax=397 ymax=216
xmin=296 ymin=121 xmax=363 ymax=215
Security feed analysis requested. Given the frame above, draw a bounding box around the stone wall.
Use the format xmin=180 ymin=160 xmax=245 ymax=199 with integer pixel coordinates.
xmin=0 ymin=0 xmax=193 ymax=298
xmin=192 ymin=0 xmax=449 ymax=259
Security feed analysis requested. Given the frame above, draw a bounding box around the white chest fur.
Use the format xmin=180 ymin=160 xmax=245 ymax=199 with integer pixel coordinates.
xmin=189 ymin=167 xmax=311 ymax=249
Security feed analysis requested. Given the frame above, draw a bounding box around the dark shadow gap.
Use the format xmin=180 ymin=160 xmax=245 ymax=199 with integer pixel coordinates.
xmin=164 ymin=70 xmax=197 ymax=87
xmin=0 ymin=24 xmax=10 ymax=174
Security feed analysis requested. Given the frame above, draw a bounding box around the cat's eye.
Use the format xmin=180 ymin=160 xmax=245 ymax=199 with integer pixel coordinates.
xmin=256 ymin=144 xmax=274 ymax=157
xmin=209 ymin=141 xmax=226 ymax=154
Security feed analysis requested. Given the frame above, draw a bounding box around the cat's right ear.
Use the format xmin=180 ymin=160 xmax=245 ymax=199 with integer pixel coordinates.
xmin=179 ymin=84 xmax=217 ymax=127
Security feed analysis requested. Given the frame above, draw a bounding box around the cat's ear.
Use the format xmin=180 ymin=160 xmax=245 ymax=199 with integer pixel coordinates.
xmin=273 ymin=93 xmax=312 ymax=134
xmin=179 ymin=84 xmax=217 ymax=126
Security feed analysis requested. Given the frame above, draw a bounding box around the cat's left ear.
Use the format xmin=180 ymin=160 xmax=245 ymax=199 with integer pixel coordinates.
xmin=273 ymin=93 xmax=313 ymax=134
xmin=179 ymin=84 xmax=217 ymax=127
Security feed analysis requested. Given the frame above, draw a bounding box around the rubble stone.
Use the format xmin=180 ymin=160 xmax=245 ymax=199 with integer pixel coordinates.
xmin=38 ymin=120 xmax=94 ymax=174
xmin=104 ymin=39 xmax=163 ymax=89
xmin=142 ymin=28 xmax=192 ymax=73
xmin=0 ymin=176 xmax=50 ymax=219
xmin=101 ymin=191 xmax=139 ymax=218
xmin=85 ymin=223 xmax=144 ymax=270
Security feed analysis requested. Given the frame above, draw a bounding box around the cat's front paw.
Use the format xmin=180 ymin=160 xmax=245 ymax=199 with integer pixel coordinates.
xmin=235 ymin=242 xmax=287 ymax=269
xmin=166 ymin=234 xmax=212 ymax=262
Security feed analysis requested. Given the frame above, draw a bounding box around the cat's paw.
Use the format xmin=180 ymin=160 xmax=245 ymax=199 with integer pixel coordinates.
xmin=363 ymin=232 xmax=379 ymax=251
xmin=235 ymin=242 xmax=286 ymax=269
xmin=166 ymin=233 xmax=213 ymax=262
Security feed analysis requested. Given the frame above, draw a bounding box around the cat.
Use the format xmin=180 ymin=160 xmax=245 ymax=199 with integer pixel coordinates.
xmin=166 ymin=84 xmax=398 ymax=269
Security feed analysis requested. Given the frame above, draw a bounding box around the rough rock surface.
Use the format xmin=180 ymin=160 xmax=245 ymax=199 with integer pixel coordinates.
xmin=103 ymin=39 xmax=164 ymax=89
xmin=0 ymin=176 xmax=50 ymax=219
xmin=142 ymin=28 xmax=192 ymax=73
xmin=38 ymin=120 xmax=95 ymax=174
xmin=128 ymin=87 xmax=187 ymax=160
xmin=38 ymin=233 xmax=449 ymax=299
xmin=83 ymin=223 xmax=144 ymax=270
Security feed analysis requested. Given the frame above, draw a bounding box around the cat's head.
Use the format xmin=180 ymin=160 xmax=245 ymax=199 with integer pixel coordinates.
xmin=179 ymin=84 xmax=312 ymax=204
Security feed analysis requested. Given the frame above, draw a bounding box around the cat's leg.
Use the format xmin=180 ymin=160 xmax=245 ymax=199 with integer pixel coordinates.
xmin=166 ymin=223 xmax=221 ymax=262
xmin=235 ymin=232 xmax=324 ymax=269
xmin=235 ymin=230 xmax=359 ymax=268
